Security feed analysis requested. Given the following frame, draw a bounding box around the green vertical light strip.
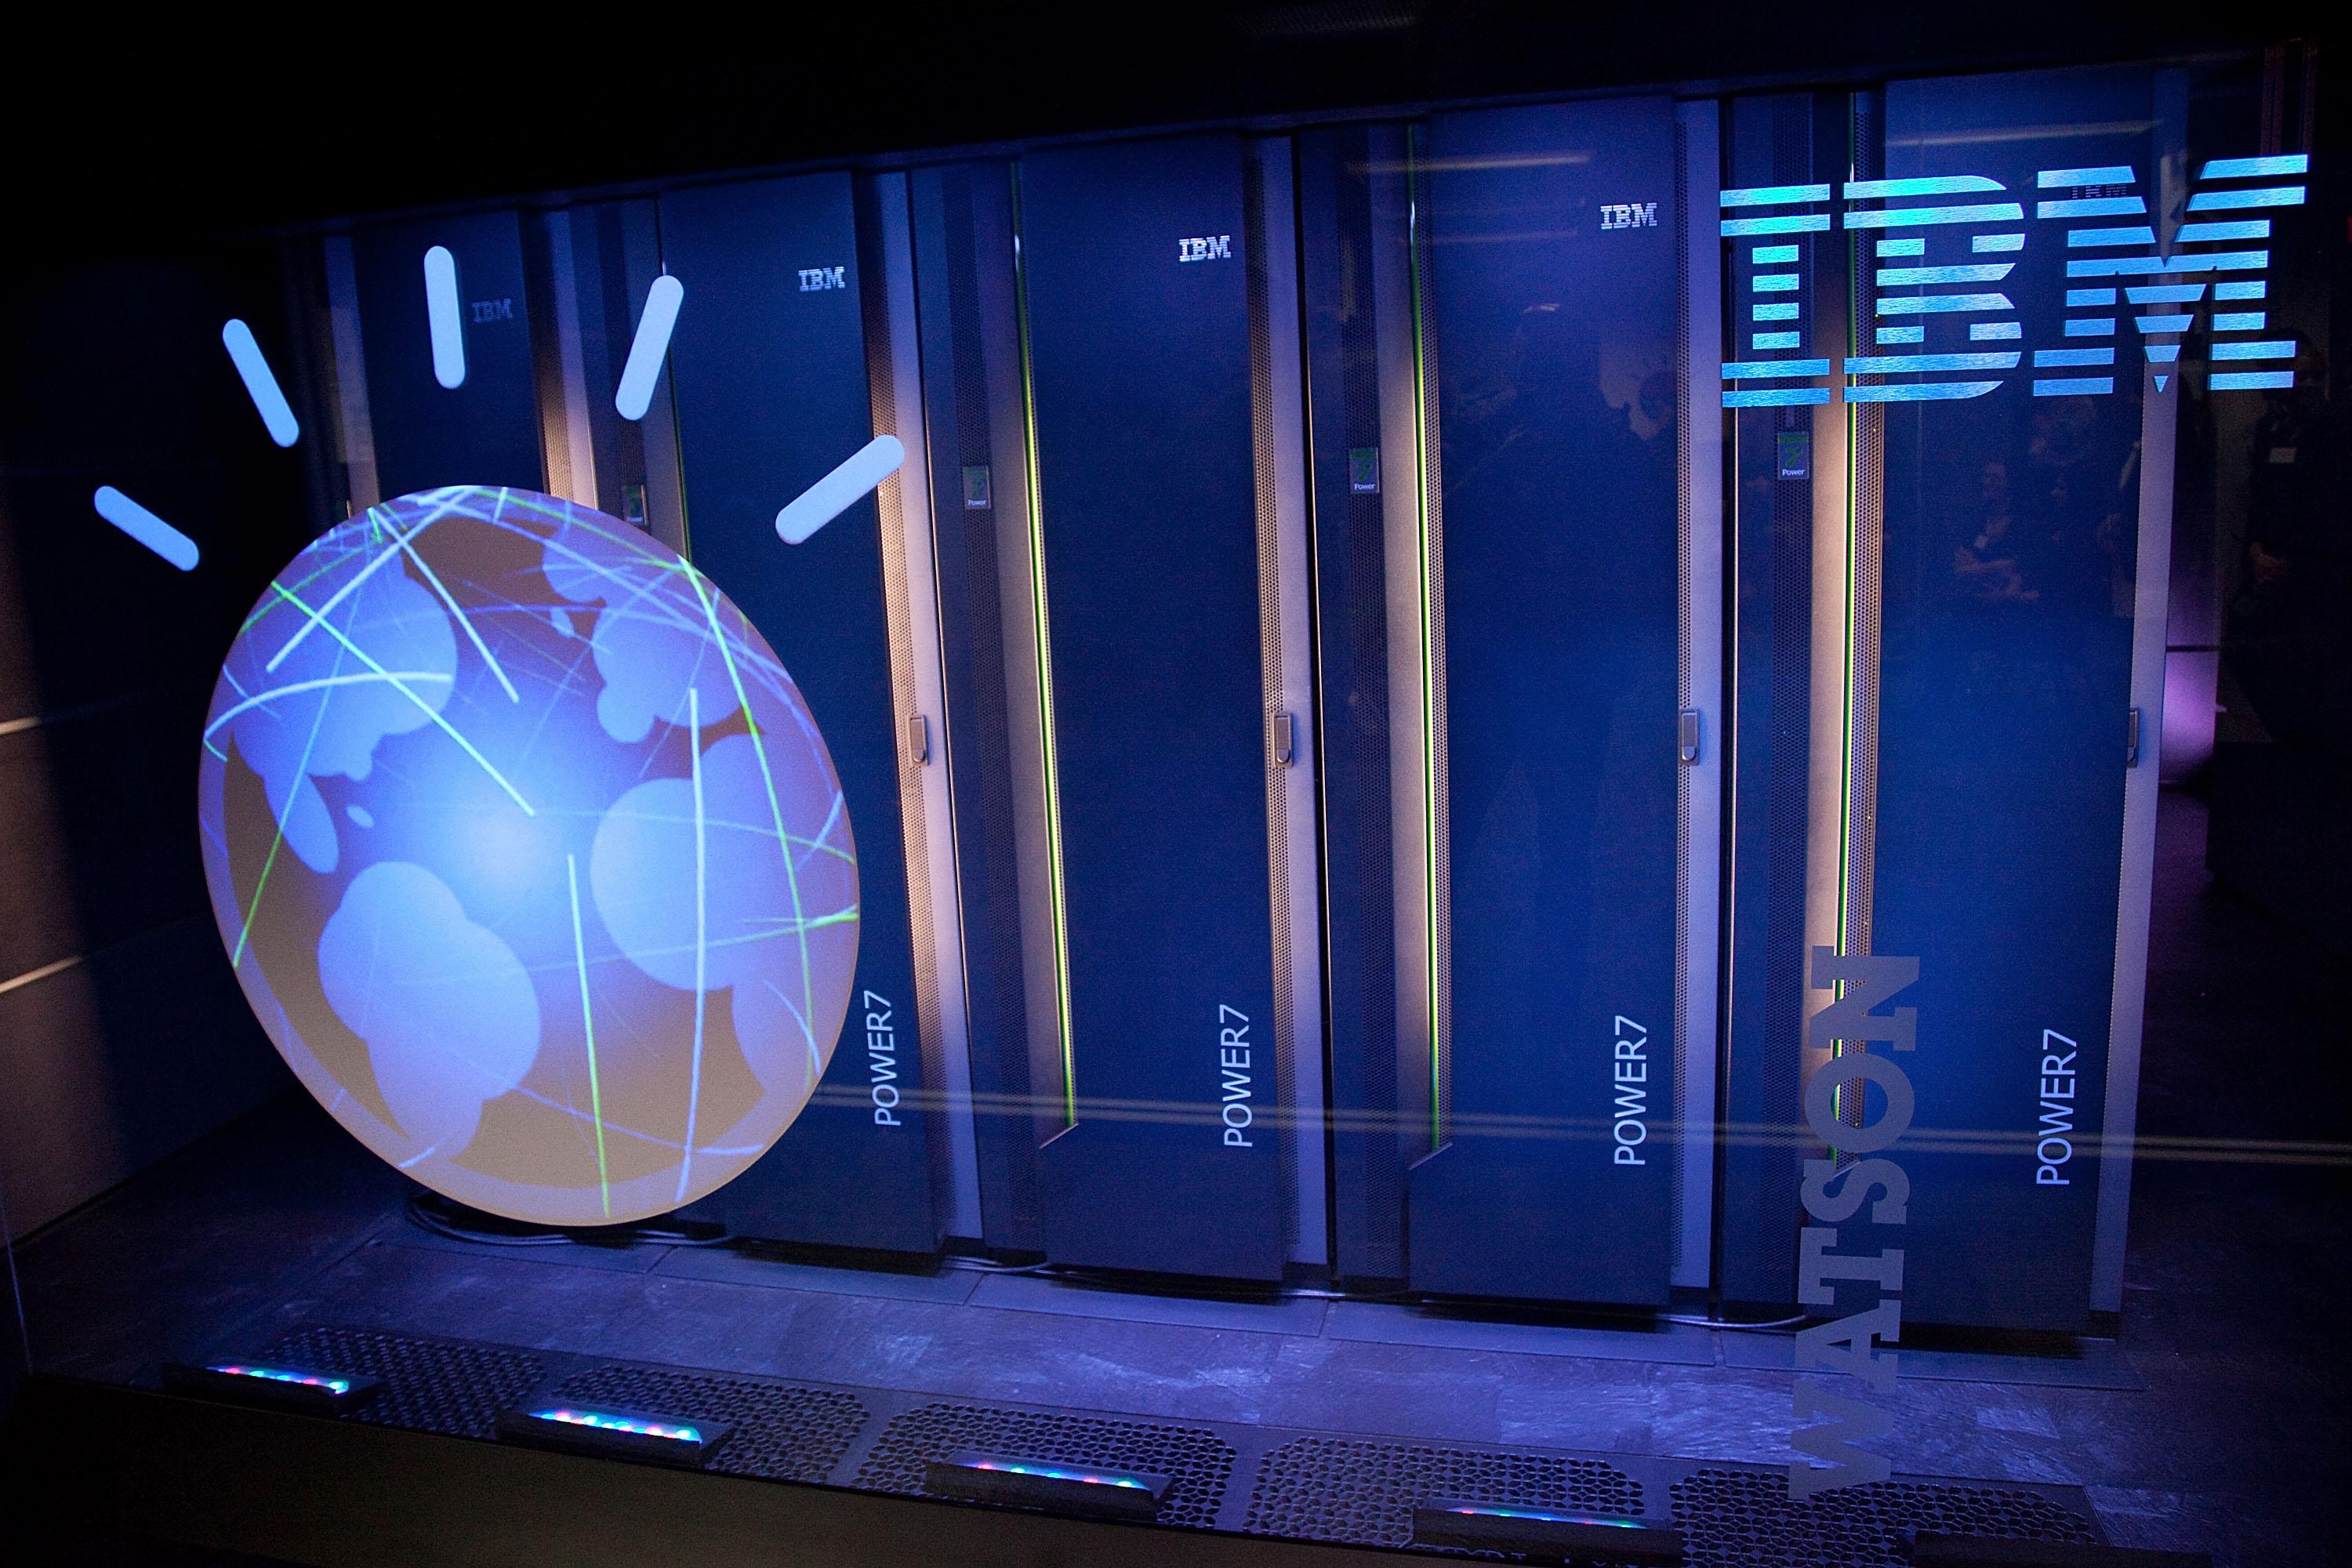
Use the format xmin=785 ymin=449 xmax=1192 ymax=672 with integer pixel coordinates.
xmin=1836 ymin=114 xmax=1859 ymax=966
xmin=1832 ymin=114 xmax=1863 ymax=1131
xmin=564 ymin=852 xmax=612 ymax=1219
xmin=1406 ymin=130 xmax=1443 ymax=1153
xmin=1008 ymin=167 xmax=1077 ymax=1125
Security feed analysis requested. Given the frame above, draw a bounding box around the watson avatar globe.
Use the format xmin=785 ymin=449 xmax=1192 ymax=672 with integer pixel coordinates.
xmin=197 ymin=485 xmax=858 ymax=1225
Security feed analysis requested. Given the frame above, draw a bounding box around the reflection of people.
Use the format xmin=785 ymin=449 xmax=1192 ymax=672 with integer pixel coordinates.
xmin=1634 ymin=368 xmax=1675 ymax=440
xmin=1953 ymin=459 xmax=2036 ymax=602
xmin=1440 ymin=286 xmax=1675 ymax=1068
xmin=2226 ymin=345 xmax=2351 ymax=760
xmin=1941 ymin=394 xmax=2129 ymax=617
xmin=1445 ymin=303 xmax=1673 ymax=488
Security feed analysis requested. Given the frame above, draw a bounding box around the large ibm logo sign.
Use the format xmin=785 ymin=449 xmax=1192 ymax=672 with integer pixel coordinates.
xmin=1719 ymin=154 xmax=2309 ymax=408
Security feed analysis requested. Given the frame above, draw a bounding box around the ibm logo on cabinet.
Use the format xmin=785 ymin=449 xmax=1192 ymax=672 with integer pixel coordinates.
xmin=1718 ymin=154 xmax=2308 ymax=408
xmin=798 ymin=266 xmax=848 ymax=292
xmin=1179 ymin=235 xmax=1232 ymax=263
xmin=1602 ymin=201 xmax=1660 ymax=230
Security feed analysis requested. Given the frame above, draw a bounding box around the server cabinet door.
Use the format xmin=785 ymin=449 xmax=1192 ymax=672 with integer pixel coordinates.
xmin=657 ymin=173 xmax=942 ymax=1254
xmin=1015 ymin=136 xmax=1287 ymax=1282
xmin=911 ymin=162 xmax=1058 ymax=1257
xmin=1298 ymin=124 xmax=1431 ymax=1291
xmin=1717 ymin=89 xmax=1847 ymax=1316
xmin=1406 ymin=99 xmax=1684 ymax=1305
xmin=350 ymin=212 xmax=545 ymax=499
xmin=1860 ymin=68 xmax=2158 ymax=1330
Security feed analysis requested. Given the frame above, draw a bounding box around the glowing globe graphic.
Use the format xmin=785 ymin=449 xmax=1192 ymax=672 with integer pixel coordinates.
xmin=198 ymin=485 xmax=858 ymax=1225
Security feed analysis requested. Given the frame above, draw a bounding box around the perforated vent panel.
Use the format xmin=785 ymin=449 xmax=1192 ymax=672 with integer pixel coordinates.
xmin=1244 ymin=1434 xmax=1645 ymax=1547
xmin=552 ymin=1365 xmax=866 ymax=1483
xmin=1670 ymin=1466 xmax=2100 ymax=1566
xmin=858 ymin=1402 xmax=1235 ymax=1529
xmin=261 ymin=1325 xmax=541 ymax=1440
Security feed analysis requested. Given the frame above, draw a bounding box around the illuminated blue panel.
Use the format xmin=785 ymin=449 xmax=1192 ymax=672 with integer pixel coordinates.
xmin=2034 ymin=347 xmax=2114 ymax=367
xmin=2176 ymin=219 xmax=2270 ymax=244
xmin=2135 ymin=315 xmax=2194 ymax=332
xmin=2124 ymin=284 xmax=2205 ymax=303
xmin=2070 ymin=249 xmax=2267 ymax=276
xmin=1442 ymin=1504 xmax=1651 ymax=1527
xmin=1753 ymin=273 xmax=1800 ymax=292
xmin=2068 ymin=227 xmax=2156 ymax=248
xmin=1842 ymin=350 xmax=2020 ymax=374
xmin=2198 ymin=154 xmax=2307 ymax=179
xmin=1722 ymin=387 xmax=1831 ymax=407
xmin=2065 ymin=318 xmax=2116 ymax=336
xmin=1846 ymin=380 xmax=2001 ymax=402
xmin=1752 ymin=243 xmax=1801 ymax=263
xmin=1751 ymin=332 xmax=1799 ymax=350
xmin=2032 ymin=376 xmax=2114 ymax=396
xmin=1723 ymin=183 xmax=1831 ymax=205
xmin=2212 ymin=339 xmax=2293 ymax=360
xmin=2188 ymin=249 xmax=2273 ymax=272
xmin=529 ymin=1409 xmax=704 ymax=1443
xmin=1845 ymin=202 xmax=2024 ymax=227
xmin=1722 ymin=358 xmax=1831 ymax=377
xmin=423 ymin=245 xmax=466 ymax=389
xmin=1877 ymin=237 xmax=1926 ymax=256
xmin=92 ymin=485 xmax=199 ymax=571
xmin=2186 ymin=186 xmax=2307 ymax=211
xmin=210 ymin=1364 xmax=353 ymax=1396
xmin=776 ymin=436 xmax=908 ymax=545
xmin=1753 ymin=302 xmax=1799 ymax=321
xmin=2213 ymin=280 xmax=2267 ymax=299
xmin=2211 ymin=370 xmax=2294 ymax=390
xmin=1973 ymin=233 xmax=2025 ymax=252
xmin=1876 ymin=263 xmax=2014 ymax=285
xmin=1970 ymin=322 xmax=2022 ymax=340
xmin=964 ymin=1459 xmax=1152 ymax=1489
xmin=613 ymin=274 xmax=684 ymax=423
xmin=2211 ymin=312 xmax=2267 ymax=332
xmin=1844 ymin=175 xmax=2005 ymax=198
xmin=1878 ymin=325 xmax=1925 ymax=344
xmin=2035 ymin=196 xmax=2147 ymax=218
xmin=2067 ymin=288 xmax=2118 ymax=307
xmin=2038 ymin=165 xmax=2136 ymax=186
xmin=2144 ymin=343 xmax=2182 ymax=362
xmin=1723 ymin=214 xmax=1830 ymax=236
xmin=1876 ymin=292 xmax=2013 ymax=315
xmin=220 ymin=321 xmax=300 ymax=448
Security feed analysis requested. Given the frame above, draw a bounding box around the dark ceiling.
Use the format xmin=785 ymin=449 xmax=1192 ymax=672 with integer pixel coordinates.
xmin=11 ymin=2 xmax=2328 ymax=255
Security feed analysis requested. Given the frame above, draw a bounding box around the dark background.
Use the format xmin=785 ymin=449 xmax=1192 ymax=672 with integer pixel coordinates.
xmin=11 ymin=5 xmax=2332 ymax=254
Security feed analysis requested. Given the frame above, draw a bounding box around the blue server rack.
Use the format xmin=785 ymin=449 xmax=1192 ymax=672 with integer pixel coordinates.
xmin=1858 ymin=68 xmax=2155 ymax=1330
xmin=1717 ymin=67 xmax=2166 ymax=1332
xmin=350 ymin=212 xmax=545 ymax=499
xmin=1404 ymin=99 xmax=1686 ymax=1305
xmin=655 ymin=172 xmax=944 ymax=1254
xmin=1013 ymin=135 xmax=1290 ymax=1282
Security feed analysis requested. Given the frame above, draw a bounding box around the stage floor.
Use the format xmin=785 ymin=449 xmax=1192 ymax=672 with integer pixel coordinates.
xmin=7 ymin=790 xmax=2345 ymax=1566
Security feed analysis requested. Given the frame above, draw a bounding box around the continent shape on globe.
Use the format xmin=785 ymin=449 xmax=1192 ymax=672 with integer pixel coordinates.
xmin=198 ymin=485 xmax=858 ymax=1225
